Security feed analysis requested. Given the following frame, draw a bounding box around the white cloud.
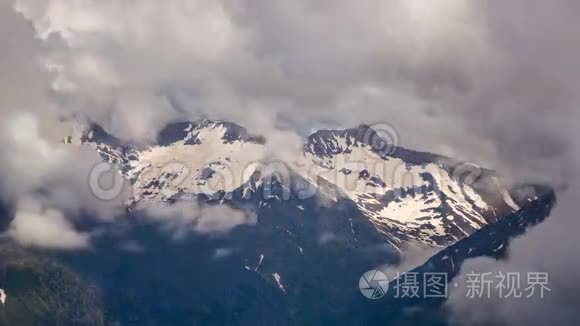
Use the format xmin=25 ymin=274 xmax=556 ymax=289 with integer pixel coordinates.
xmin=9 ymin=0 xmax=496 ymax=159
xmin=0 ymin=112 xmax=69 ymax=199
xmin=0 ymin=113 xmax=128 ymax=250
xmin=8 ymin=197 xmax=90 ymax=250
xmin=0 ymin=112 xmax=129 ymax=219
xmin=144 ymin=201 xmax=257 ymax=239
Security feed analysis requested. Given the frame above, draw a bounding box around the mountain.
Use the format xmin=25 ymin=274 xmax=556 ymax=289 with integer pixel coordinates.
xmin=302 ymin=125 xmax=521 ymax=248
xmin=360 ymin=185 xmax=555 ymax=325
xmin=75 ymin=119 xmax=527 ymax=250
xmin=26 ymin=119 xmax=554 ymax=325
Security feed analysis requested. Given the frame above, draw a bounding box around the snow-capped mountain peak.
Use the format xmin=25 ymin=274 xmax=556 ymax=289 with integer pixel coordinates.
xmin=80 ymin=120 xmax=267 ymax=207
xmin=299 ymin=126 xmax=521 ymax=248
xmin=73 ymin=120 xmax=526 ymax=249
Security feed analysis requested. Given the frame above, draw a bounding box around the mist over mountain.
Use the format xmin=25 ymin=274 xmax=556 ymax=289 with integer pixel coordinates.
xmin=0 ymin=0 xmax=579 ymax=324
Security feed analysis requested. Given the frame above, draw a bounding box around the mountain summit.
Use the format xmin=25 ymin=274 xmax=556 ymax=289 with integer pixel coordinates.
xmin=73 ymin=120 xmax=539 ymax=250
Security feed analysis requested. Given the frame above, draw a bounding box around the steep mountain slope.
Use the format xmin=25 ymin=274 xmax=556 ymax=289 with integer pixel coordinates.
xmin=299 ymin=126 xmax=522 ymax=248
xmin=57 ymin=187 xmax=394 ymax=325
xmin=356 ymin=185 xmax=555 ymax=325
xmin=73 ymin=120 xmax=524 ymax=250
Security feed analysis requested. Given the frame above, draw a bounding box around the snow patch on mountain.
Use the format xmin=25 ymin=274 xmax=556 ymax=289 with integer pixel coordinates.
xmin=298 ymin=127 xmax=519 ymax=248
xmin=78 ymin=121 xmax=266 ymax=207
xmin=272 ymin=273 xmax=286 ymax=292
xmin=73 ymin=120 xmax=522 ymax=248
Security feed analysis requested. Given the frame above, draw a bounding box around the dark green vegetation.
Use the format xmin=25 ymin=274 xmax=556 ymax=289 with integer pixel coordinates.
xmin=0 ymin=247 xmax=105 ymax=326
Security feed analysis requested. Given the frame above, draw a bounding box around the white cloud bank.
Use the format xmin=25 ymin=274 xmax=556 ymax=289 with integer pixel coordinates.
xmin=0 ymin=111 xmax=130 ymax=249
xmin=9 ymin=0 xmax=500 ymax=162
xmin=144 ymin=201 xmax=257 ymax=240
xmin=8 ymin=197 xmax=89 ymax=250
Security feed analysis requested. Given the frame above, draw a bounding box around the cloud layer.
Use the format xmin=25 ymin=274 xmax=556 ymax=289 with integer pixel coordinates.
xmin=0 ymin=1 xmax=579 ymax=322
xmin=8 ymin=197 xmax=90 ymax=250
xmin=9 ymin=0 xmax=500 ymax=160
